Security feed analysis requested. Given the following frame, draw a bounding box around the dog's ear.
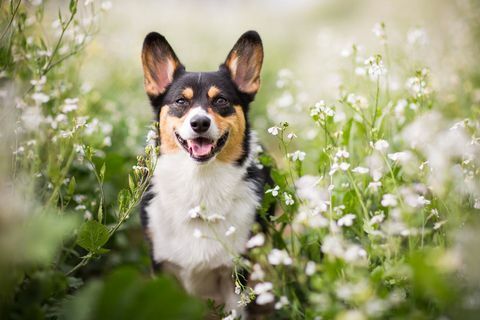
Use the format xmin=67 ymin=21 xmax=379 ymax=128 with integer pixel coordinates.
xmin=224 ymin=31 xmax=263 ymax=95
xmin=142 ymin=32 xmax=183 ymax=97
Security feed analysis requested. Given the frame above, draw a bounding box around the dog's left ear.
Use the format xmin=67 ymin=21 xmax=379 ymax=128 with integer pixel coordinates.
xmin=224 ymin=31 xmax=263 ymax=95
xmin=142 ymin=32 xmax=183 ymax=97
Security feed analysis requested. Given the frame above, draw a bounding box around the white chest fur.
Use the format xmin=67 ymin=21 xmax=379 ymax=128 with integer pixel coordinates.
xmin=145 ymin=152 xmax=260 ymax=273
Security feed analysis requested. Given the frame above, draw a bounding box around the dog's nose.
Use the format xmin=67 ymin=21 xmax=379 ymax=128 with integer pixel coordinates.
xmin=190 ymin=115 xmax=211 ymax=133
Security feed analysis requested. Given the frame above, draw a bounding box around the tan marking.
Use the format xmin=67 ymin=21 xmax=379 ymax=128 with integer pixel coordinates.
xmin=210 ymin=105 xmax=246 ymax=163
xmin=159 ymin=106 xmax=185 ymax=154
xmin=225 ymin=52 xmax=238 ymax=79
xmin=141 ymin=47 xmax=180 ymax=96
xmin=207 ymin=86 xmax=220 ymax=99
xmin=224 ymin=45 xmax=263 ymax=94
xmin=142 ymin=51 xmax=161 ymax=96
xmin=182 ymin=87 xmax=194 ymax=99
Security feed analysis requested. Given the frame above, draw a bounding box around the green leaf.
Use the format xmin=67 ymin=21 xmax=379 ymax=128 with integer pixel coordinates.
xmin=342 ymin=118 xmax=353 ymax=146
xmin=69 ymin=0 xmax=78 ymax=15
xmin=76 ymin=220 xmax=110 ymax=253
xmin=19 ymin=213 xmax=79 ymax=265
xmin=58 ymin=9 xmax=63 ymax=25
xmin=117 ymin=189 xmax=131 ymax=216
xmin=128 ymin=174 xmax=135 ymax=193
xmin=99 ymin=163 xmax=106 ymax=183
xmin=97 ymin=198 xmax=103 ymax=222
xmin=67 ymin=176 xmax=76 ymax=197
xmin=60 ymin=268 xmax=205 ymax=320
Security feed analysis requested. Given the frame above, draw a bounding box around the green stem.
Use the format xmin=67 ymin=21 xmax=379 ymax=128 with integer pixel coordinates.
xmin=86 ymin=159 xmax=106 ymax=222
xmin=371 ymin=76 xmax=380 ymax=135
xmin=46 ymin=143 xmax=77 ymax=208
xmin=0 ymin=0 xmax=22 ymax=42
xmin=346 ymin=171 xmax=369 ymax=221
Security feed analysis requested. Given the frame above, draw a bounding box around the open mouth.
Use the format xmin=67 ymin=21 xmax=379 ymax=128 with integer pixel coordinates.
xmin=175 ymin=132 xmax=229 ymax=162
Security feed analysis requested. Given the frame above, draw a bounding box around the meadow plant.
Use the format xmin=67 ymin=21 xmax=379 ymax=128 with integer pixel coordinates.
xmin=231 ymin=21 xmax=480 ymax=320
xmin=0 ymin=2 xmax=197 ymax=318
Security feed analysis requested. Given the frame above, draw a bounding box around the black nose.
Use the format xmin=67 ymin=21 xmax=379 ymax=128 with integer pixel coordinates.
xmin=190 ymin=115 xmax=211 ymax=133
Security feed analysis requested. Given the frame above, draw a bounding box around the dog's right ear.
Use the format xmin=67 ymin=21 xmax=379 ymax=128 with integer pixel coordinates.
xmin=142 ymin=32 xmax=183 ymax=97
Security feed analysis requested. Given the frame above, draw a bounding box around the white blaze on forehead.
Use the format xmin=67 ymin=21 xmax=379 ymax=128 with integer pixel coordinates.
xmin=178 ymin=106 xmax=220 ymax=140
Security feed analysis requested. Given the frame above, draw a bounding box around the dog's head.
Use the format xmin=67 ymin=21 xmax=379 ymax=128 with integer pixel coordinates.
xmin=141 ymin=31 xmax=263 ymax=165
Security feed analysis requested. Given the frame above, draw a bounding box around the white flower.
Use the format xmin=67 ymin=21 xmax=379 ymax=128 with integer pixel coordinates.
xmin=75 ymin=34 xmax=86 ymax=45
xmin=388 ymin=152 xmax=411 ymax=162
xmin=254 ymin=282 xmax=273 ymax=295
xmin=310 ymin=100 xmax=335 ymax=120
xmin=206 ymin=214 xmax=226 ymax=222
xmin=132 ymin=165 xmax=149 ymax=174
xmin=329 ymin=163 xmax=340 ymax=176
xmin=339 ymin=162 xmax=350 ymax=171
xmin=406 ymin=75 xmax=431 ymax=98
xmin=267 ymin=126 xmax=281 ymax=136
xmin=344 ymin=244 xmax=367 ymax=263
xmin=225 ymin=226 xmax=236 ymax=237
xmin=305 ymin=261 xmax=316 ymax=276
xmin=381 ymin=194 xmax=398 ymax=207
xmin=31 ymin=92 xmax=50 ymax=104
xmin=222 ymin=310 xmax=237 ymax=320
xmin=246 ymin=233 xmax=265 ymax=248
xmin=365 ymin=56 xmax=387 ymax=79
xmin=83 ymin=210 xmax=93 ymax=220
xmin=103 ymin=136 xmax=111 ymax=147
xmin=30 ymin=76 xmax=46 ymax=88
xmin=188 ymin=206 xmax=202 ymax=219
xmin=321 ymin=235 xmax=344 ymax=257
xmin=268 ymin=249 xmax=292 ymax=265
xmin=254 ymin=282 xmax=275 ymax=305
xmin=433 ymin=220 xmax=447 ymax=230
xmin=288 ymin=150 xmax=306 ymax=161
xmin=193 ymin=228 xmax=203 ymax=238
xmin=101 ymin=1 xmax=112 ymax=11
xmin=474 ymin=198 xmax=480 ymax=210
xmin=277 ymin=92 xmax=294 ymax=108
xmin=265 ymin=185 xmax=280 ymax=197
xmin=338 ymin=214 xmax=356 ymax=227
xmin=374 ymin=139 xmax=390 ymax=152
xmin=372 ymin=22 xmax=386 ymax=41
xmin=335 ymin=149 xmax=350 ymax=159
xmin=407 ymin=27 xmax=427 ymax=46
xmin=84 ymin=0 xmax=94 ymax=5
xmin=283 ymin=192 xmax=294 ymax=206
xmin=251 ymin=263 xmax=265 ymax=281
xmin=369 ymin=213 xmax=385 ymax=225
xmin=256 ymin=292 xmax=274 ymax=305
xmin=146 ymin=129 xmax=158 ymax=143
xmin=417 ymin=195 xmax=431 ymax=206
xmin=352 ymin=166 xmax=369 ymax=174
xmin=346 ymin=93 xmax=369 ymax=110
xmin=274 ymin=296 xmax=289 ymax=310
xmin=287 ymin=132 xmax=297 ymax=140
xmin=21 ymin=106 xmax=43 ymax=131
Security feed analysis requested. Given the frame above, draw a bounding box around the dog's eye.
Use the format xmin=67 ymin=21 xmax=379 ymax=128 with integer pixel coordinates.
xmin=175 ymin=98 xmax=188 ymax=106
xmin=213 ymin=97 xmax=228 ymax=105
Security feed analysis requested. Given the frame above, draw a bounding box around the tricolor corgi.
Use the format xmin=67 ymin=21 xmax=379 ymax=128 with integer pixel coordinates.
xmin=140 ymin=30 xmax=268 ymax=316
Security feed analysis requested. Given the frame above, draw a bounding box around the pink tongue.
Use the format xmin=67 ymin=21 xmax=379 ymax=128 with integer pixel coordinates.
xmin=188 ymin=139 xmax=213 ymax=157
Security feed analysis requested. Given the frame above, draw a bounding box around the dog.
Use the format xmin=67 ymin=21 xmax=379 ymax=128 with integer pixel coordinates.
xmin=140 ymin=30 xmax=268 ymax=316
